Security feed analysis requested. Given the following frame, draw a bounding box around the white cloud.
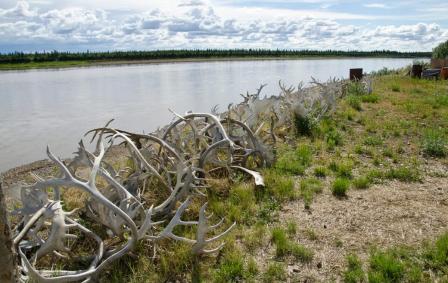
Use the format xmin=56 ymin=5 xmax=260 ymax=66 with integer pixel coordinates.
xmin=0 ymin=1 xmax=447 ymax=52
xmin=364 ymin=3 xmax=388 ymax=9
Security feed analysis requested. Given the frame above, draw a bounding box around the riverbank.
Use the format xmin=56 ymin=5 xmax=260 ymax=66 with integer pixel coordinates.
xmin=2 ymin=74 xmax=447 ymax=281
xmin=0 ymin=55 xmax=430 ymax=71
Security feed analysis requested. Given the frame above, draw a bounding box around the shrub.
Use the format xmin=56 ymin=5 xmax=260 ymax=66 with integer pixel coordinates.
xmin=433 ymin=39 xmax=448 ymax=59
xmin=332 ymin=178 xmax=350 ymax=197
xmin=294 ymin=114 xmax=316 ymax=136
xmin=422 ymin=129 xmax=447 ymax=157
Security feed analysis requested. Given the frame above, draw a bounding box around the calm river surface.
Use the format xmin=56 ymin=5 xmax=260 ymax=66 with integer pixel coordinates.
xmin=0 ymin=58 xmax=422 ymax=172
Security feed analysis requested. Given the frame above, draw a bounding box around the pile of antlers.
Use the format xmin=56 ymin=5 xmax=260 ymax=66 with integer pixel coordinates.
xmin=9 ymin=79 xmax=343 ymax=282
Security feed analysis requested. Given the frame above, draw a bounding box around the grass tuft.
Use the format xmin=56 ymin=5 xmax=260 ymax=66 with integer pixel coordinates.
xmin=352 ymin=176 xmax=371 ymax=189
xmin=422 ymin=129 xmax=447 ymax=157
xmin=343 ymin=254 xmax=365 ymax=283
xmin=332 ymin=178 xmax=350 ymax=197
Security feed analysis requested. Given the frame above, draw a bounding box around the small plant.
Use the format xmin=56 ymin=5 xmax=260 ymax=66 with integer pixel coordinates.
xmin=286 ymin=221 xmax=297 ymax=236
xmin=300 ymin=178 xmax=323 ymax=209
xmin=271 ymin=227 xmax=290 ymax=257
xmin=422 ymin=129 xmax=447 ymax=157
xmin=423 ymin=233 xmax=448 ymax=272
xmin=264 ymin=170 xmax=297 ymax=201
xmin=325 ymin=129 xmax=343 ymax=150
xmin=343 ymin=254 xmax=365 ymax=283
xmin=271 ymin=227 xmax=313 ymax=262
xmin=361 ymin=94 xmax=380 ymax=103
xmin=368 ymin=251 xmax=405 ymax=283
xmin=275 ymin=144 xmax=312 ymax=175
xmin=294 ymin=113 xmax=316 ymax=137
xmin=346 ymin=95 xmax=362 ymax=111
xmin=244 ymin=223 xmax=266 ymax=252
xmin=263 ymin=262 xmax=286 ymax=282
xmin=346 ymin=81 xmax=366 ymax=96
xmin=329 ymin=160 xmax=353 ymax=179
xmin=390 ymin=84 xmax=400 ymax=92
xmin=385 ymin=166 xmax=421 ymax=183
xmin=291 ymin=244 xmax=314 ymax=262
xmin=313 ymin=166 xmax=327 ymax=178
xmin=363 ymin=135 xmax=383 ymax=146
xmin=352 ymin=176 xmax=370 ymax=189
xmin=213 ymin=250 xmax=246 ymax=282
xmin=332 ymin=178 xmax=350 ymax=197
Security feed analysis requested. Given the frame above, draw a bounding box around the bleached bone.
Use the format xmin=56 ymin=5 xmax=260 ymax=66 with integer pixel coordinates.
xmin=155 ymin=197 xmax=235 ymax=255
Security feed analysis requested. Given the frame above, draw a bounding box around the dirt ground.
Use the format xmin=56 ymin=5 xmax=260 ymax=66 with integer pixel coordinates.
xmin=269 ymin=175 xmax=448 ymax=282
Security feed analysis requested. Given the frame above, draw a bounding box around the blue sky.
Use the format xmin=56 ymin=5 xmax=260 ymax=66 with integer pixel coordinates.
xmin=0 ymin=0 xmax=447 ymax=52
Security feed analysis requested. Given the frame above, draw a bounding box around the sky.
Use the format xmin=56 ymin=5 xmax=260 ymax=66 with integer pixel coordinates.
xmin=0 ymin=0 xmax=447 ymax=52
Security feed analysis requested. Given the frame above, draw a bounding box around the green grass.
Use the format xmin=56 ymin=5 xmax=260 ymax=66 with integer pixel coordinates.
xmin=275 ymin=144 xmax=312 ymax=175
xmin=352 ymin=176 xmax=371 ymax=189
xmin=329 ymin=160 xmax=353 ymax=179
xmin=300 ymin=178 xmax=323 ymax=209
xmin=342 ymin=232 xmax=448 ymax=283
xmin=263 ymin=262 xmax=287 ymax=282
xmin=104 ymin=74 xmax=448 ymax=282
xmin=213 ymin=250 xmax=246 ymax=282
xmin=368 ymin=251 xmax=405 ymax=283
xmin=385 ymin=166 xmax=421 ymax=183
xmin=332 ymin=178 xmax=350 ymax=197
xmin=343 ymin=254 xmax=365 ymax=283
xmin=271 ymin=227 xmax=313 ymax=262
xmin=361 ymin=94 xmax=380 ymax=103
xmin=313 ymin=166 xmax=328 ymax=177
xmin=422 ymin=129 xmax=447 ymax=157
xmin=347 ymin=95 xmax=362 ymax=111
xmin=263 ymin=170 xmax=297 ymax=201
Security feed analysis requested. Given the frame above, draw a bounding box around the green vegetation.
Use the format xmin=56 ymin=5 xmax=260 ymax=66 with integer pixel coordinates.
xmin=271 ymin=227 xmax=313 ymax=261
xmin=332 ymin=178 xmax=350 ymax=197
xmin=0 ymin=49 xmax=432 ymax=70
xmin=104 ymin=73 xmax=448 ymax=282
xmin=433 ymin=39 xmax=448 ymax=59
xmin=422 ymin=129 xmax=447 ymax=157
xmin=343 ymin=232 xmax=448 ymax=283
xmin=343 ymin=254 xmax=365 ymax=283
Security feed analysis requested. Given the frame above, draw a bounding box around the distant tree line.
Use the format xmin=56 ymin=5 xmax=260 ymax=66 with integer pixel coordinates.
xmin=0 ymin=49 xmax=432 ymax=64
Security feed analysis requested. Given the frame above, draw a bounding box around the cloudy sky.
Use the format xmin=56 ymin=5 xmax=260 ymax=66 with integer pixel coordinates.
xmin=0 ymin=0 xmax=447 ymax=52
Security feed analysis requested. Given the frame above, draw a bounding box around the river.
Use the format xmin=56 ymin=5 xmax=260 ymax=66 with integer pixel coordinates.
xmin=0 ymin=58 xmax=423 ymax=172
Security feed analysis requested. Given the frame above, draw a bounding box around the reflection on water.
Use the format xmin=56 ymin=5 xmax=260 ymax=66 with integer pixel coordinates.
xmin=0 ymin=58 xmax=421 ymax=171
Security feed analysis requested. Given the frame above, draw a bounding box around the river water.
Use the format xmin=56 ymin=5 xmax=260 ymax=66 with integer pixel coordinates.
xmin=0 ymin=58 xmax=422 ymax=172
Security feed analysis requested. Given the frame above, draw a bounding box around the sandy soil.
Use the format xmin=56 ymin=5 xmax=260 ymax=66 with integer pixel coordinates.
xmin=266 ymin=175 xmax=448 ymax=282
